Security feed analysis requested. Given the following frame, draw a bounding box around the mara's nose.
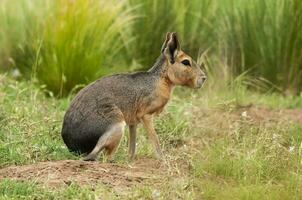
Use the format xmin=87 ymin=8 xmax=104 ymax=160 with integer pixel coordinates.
xmin=196 ymin=76 xmax=207 ymax=88
xmin=200 ymin=75 xmax=207 ymax=84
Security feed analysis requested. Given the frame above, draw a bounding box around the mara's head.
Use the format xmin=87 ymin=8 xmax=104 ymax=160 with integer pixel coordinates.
xmin=161 ymin=32 xmax=206 ymax=89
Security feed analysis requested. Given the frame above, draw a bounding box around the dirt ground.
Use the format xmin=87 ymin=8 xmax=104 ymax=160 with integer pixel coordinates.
xmin=0 ymin=158 xmax=172 ymax=187
xmin=0 ymin=105 xmax=301 ymax=192
xmin=234 ymin=105 xmax=302 ymax=124
xmin=0 ymin=156 xmax=190 ymax=194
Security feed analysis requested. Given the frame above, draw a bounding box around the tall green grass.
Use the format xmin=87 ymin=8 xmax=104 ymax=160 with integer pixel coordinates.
xmin=127 ymin=0 xmax=176 ymax=68
xmin=0 ymin=0 xmax=48 ymax=71
xmin=128 ymin=0 xmax=217 ymax=68
xmin=218 ymin=0 xmax=302 ymax=94
xmin=40 ymin=0 xmax=133 ymax=96
xmin=1 ymin=0 xmax=133 ymax=96
xmin=1 ymin=0 xmax=302 ymax=95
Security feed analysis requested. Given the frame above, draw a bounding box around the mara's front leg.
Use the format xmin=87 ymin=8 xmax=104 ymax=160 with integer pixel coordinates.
xmin=141 ymin=115 xmax=163 ymax=159
xmin=128 ymin=124 xmax=137 ymax=160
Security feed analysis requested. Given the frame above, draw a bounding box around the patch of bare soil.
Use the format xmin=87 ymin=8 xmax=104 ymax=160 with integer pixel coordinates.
xmin=188 ymin=104 xmax=302 ymax=149
xmin=234 ymin=105 xmax=302 ymax=124
xmin=191 ymin=104 xmax=302 ymax=126
xmin=0 ymin=157 xmax=188 ymax=191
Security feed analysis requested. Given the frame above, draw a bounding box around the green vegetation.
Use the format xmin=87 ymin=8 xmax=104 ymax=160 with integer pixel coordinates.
xmin=0 ymin=0 xmax=132 ymax=96
xmin=0 ymin=179 xmax=116 ymax=200
xmin=1 ymin=0 xmax=302 ymax=96
xmin=218 ymin=0 xmax=302 ymax=94
xmin=192 ymin=116 xmax=302 ymax=199
xmin=0 ymin=75 xmax=76 ymax=167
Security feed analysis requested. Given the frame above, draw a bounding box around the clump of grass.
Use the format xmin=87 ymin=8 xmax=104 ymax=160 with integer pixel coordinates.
xmin=0 ymin=0 xmax=49 ymax=71
xmin=130 ymin=182 xmax=195 ymax=200
xmin=1 ymin=0 xmax=134 ymax=97
xmin=127 ymin=0 xmax=177 ymax=68
xmin=0 ymin=179 xmax=117 ymax=200
xmin=0 ymin=74 xmax=77 ymax=167
xmin=199 ymin=123 xmax=300 ymax=182
xmin=219 ymin=0 xmax=302 ymax=93
xmin=37 ymin=0 xmax=133 ymax=96
xmin=191 ymin=108 xmax=302 ymax=199
xmin=199 ymin=182 xmax=302 ymax=200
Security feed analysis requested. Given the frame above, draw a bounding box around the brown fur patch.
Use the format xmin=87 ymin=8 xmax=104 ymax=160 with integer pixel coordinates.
xmin=176 ymin=51 xmax=189 ymax=61
xmin=136 ymin=77 xmax=173 ymax=119
xmin=153 ymin=78 xmax=173 ymax=114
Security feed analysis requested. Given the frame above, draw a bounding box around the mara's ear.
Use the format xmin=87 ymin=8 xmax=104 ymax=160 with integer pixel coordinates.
xmin=161 ymin=32 xmax=171 ymax=53
xmin=163 ymin=32 xmax=180 ymax=64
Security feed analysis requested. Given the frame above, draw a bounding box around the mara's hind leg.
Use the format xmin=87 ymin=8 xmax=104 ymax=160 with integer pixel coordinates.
xmin=104 ymin=124 xmax=126 ymax=161
xmin=83 ymin=121 xmax=126 ymax=161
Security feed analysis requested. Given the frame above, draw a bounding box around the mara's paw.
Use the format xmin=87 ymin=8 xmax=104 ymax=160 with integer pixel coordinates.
xmin=82 ymin=155 xmax=97 ymax=161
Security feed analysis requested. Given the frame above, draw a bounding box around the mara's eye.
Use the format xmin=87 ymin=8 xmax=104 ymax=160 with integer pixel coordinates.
xmin=181 ymin=59 xmax=191 ymax=66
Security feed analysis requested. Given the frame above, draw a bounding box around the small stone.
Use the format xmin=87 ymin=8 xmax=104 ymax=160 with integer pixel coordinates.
xmin=241 ymin=111 xmax=247 ymax=117
xmin=152 ymin=189 xmax=160 ymax=199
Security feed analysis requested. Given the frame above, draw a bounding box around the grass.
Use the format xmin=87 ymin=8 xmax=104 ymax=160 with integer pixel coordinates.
xmin=35 ymin=0 xmax=133 ymax=96
xmin=0 ymin=74 xmax=302 ymax=199
xmin=218 ymin=0 xmax=302 ymax=93
xmin=0 ymin=75 xmax=76 ymax=166
xmin=0 ymin=0 xmax=133 ymax=97
xmin=0 ymin=179 xmax=116 ymax=200
xmin=127 ymin=0 xmax=176 ymax=68
xmin=189 ymin=80 xmax=302 ymax=199
xmin=1 ymin=0 xmax=302 ymax=95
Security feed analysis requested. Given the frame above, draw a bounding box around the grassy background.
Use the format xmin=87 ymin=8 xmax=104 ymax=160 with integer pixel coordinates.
xmin=1 ymin=0 xmax=302 ymax=96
